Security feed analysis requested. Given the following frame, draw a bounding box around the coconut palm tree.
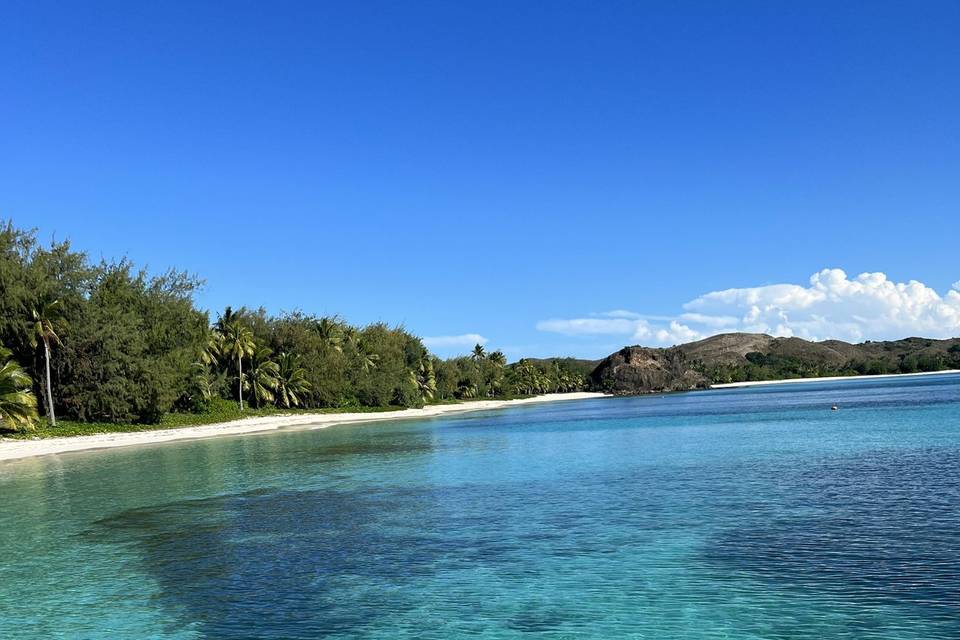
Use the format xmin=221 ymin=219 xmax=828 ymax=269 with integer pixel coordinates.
xmin=342 ymin=326 xmax=359 ymax=349
xmin=488 ymin=350 xmax=507 ymax=368
xmin=485 ymin=350 xmax=507 ymax=397
xmin=30 ymin=300 xmax=63 ymax=426
xmin=469 ymin=344 xmax=488 ymax=395
xmin=214 ymin=306 xmax=245 ymax=334
xmin=569 ymin=372 xmax=585 ymax=392
xmin=354 ymin=339 xmax=380 ymax=373
xmin=457 ymin=378 xmax=478 ymax=399
xmin=199 ymin=329 xmax=222 ymax=366
xmin=410 ymin=359 xmax=437 ymax=402
xmin=191 ymin=362 xmax=218 ymax=402
xmin=551 ymin=361 xmax=565 ymax=393
xmin=511 ymin=359 xmax=543 ymax=395
xmin=315 ymin=317 xmax=344 ymax=354
xmin=275 ymin=352 xmax=311 ymax=408
xmin=0 ymin=346 xmax=38 ymax=431
xmin=244 ymin=346 xmax=279 ymax=409
xmin=220 ymin=320 xmax=255 ymax=410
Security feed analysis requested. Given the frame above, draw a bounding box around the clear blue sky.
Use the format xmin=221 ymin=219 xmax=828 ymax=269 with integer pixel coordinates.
xmin=4 ymin=1 xmax=959 ymax=359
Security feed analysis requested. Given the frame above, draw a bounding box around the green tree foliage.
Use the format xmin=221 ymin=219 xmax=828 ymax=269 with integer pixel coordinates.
xmin=0 ymin=220 xmax=585 ymax=427
xmin=30 ymin=299 xmax=64 ymax=425
xmin=219 ymin=316 xmax=256 ymax=411
xmin=271 ymin=312 xmax=349 ymax=406
xmin=348 ymin=323 xmax=424 ymax=408
xmin=431 ymin=354 xmax=586 ymax=400
xmin=411 ymin=357 xmax=437 ymax=401
xmin=0 ymin=345 xmax=38 ymax=431
xmin=244 ymin=345 xmax=280 ymax=409
xmin=57 ymin=262 xmax=208 ymax=423
xmin=315 ymin=317 xmax=344 ymax=354
xmin=275 ymin=352 xmax=311 ymax=408
xmin=694 ymin=342 xmax=960 ymax=384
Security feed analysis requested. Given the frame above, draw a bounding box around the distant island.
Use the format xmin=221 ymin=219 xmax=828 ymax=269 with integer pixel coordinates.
xmin=586 ymin=333 xmax=960 ymax=395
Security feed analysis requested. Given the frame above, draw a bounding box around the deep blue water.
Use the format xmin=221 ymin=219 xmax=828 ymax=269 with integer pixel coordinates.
xmin=1 ymin=374 xmax=959 ymax=638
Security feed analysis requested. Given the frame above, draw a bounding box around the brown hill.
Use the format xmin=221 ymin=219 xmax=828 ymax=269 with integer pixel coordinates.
xmin=678 ymin=333 xmax=774 ymax=365
xmin=588 ymin=333 xmax=960 ymax=393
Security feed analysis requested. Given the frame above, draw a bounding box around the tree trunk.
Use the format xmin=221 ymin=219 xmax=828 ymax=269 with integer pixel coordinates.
xmin=44 ymin=340 xmax=56 ymax=427
xmin=238 ymin=355 xmax=244 ymax=411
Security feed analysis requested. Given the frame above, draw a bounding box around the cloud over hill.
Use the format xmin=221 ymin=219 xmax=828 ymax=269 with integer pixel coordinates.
xmin=538 ymin=269 xmax=960 ymax=345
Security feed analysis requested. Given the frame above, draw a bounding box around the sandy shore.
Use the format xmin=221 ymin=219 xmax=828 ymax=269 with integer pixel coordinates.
xmin=711 ymin=369 xmax=960 ymax=389
xmin=0 ymin=392 xmax=607 ymax=463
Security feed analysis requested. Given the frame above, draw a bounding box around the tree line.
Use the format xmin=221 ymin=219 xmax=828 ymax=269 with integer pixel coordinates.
xmin=695 ymin=347 xmax=960 ymax=384
xmin=0 ymin=222 xmax=586 ymax=431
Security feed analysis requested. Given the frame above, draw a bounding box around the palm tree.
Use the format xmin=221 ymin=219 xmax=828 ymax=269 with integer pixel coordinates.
xmin=488 ymin=350 xmax=507 ymax=368
xmin=471 ymin=344 xmax=486 ymax=361
xmin=199 ymin=329 xmax=222 ymax=366
xmin=214 ymin=306 xmax=245 ymax=334
xmin=0 ymin=346 xmax=38 ymax=430
xmin=30 ymin=300 xmax=63 ymax=426
xmin=275 ymin=352 xmax=311 ymax=408
xmin=486 ymin=350 xmax=507 ymax=397
xmin=354 ymin=339 xmax=380 ymax=373
xmin=220 ymin=320 xmax=255 ymax=410
xmin=457 ymin=379 xmax=478 ymax=399
xmin=469 ymin=344 xmax=488 ymax=395
xmin=411 ymin=359 xmax=437 ymax=402
xmin=570 ymin=372 xmax=585 ymax=392
xmin=511 ymin=359 xmax=543 ymax=395
xmin=315 ymin=317 xmax=344 ymax=354
xmin=551 ymin=361 xmax=565 ymax=393
xmin=342 ymin=326 xmax=359 ymax=349
xmin=191 ymin=362 xmax=218 ymax=402
xmin=244 ymin=346 xmax=279 ymax=409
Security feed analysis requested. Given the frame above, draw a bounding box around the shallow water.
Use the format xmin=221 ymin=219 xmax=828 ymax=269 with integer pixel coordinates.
xmin=2 ymin=374 xmax=959 ymax=639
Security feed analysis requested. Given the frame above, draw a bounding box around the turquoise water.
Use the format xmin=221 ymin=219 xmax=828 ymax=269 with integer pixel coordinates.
xmin=2 ymin=375 xmax=959 ymax=639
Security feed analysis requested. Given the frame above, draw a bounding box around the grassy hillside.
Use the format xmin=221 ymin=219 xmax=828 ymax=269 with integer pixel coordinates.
xmin=587 ymin=333 xmax=960 ymax=393
xmin=681 ymin=334 xmax=960 ymax=383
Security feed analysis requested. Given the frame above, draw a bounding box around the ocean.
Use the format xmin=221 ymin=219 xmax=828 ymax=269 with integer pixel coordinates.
xmin=2 ymin=373 xmax=958 ymax=638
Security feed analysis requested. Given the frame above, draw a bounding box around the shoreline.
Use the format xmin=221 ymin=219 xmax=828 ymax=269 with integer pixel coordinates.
xmin=0 ymin=392 xmax=607 ymax=463
xmin=710 ymin=369 xmax=960 ymax=389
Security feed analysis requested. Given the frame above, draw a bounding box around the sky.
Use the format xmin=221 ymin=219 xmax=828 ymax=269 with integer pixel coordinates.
xmin=2 ymin=1 xmax=959 ymax=359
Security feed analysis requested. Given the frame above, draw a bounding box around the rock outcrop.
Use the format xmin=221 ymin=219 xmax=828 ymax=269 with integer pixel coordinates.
xmin=588 ymin=346 xmax=709 ymax=394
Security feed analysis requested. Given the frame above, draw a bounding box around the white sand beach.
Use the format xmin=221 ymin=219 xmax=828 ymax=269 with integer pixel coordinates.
xmin=0 ymin=392 xmax=607 ymax=463
xmin=711 ymin=369 xmax=960 ymax=389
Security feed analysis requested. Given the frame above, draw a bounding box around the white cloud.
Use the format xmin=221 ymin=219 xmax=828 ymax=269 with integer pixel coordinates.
xmin=535 ymin=316 xmax=702 ymax=346
xmin=655 ymin=321 xmax=702 ymax=345
xmin=679 ymin=312 xmax=739 ymax=328
xmin=595 ymin=309 xmax=644 ymax=319
xmin=535 ymin=318 xmax=649 ymax=338
xmin=536 ymin=268 xmax=960 ymax=345
xmin=422 ymin=333 xmax=488 ymax=348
